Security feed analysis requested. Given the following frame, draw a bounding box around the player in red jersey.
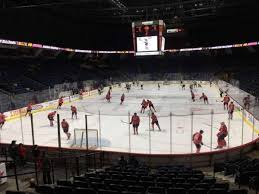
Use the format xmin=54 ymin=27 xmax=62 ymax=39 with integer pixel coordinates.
xmin=120 ymin=93 xmax=125 ymax=105
xmin=192 ymin=130 xmax=204 ymax=153
xmin=191 ymin=90 xmax=195 ymax=102
xmin=216 ymin=122 xmax=228 ymax=149
xmin=151 ymin=112 xmax=161 ymax=131
xmin=25 ymin=103 xmax=32 ymax=116
xmin=79 ymin=89 xmax=83 ymax=100
xmin=71 ymin=105 xmax=77 ymax=119
xmin=222 ymin=94 xmax=230 ymax=110
xmin=106 ymin=92 xmax=111 ymax=102
xmin=243 ymin=95 xmax=251 ymax=110
xmin=57 ymin=97 xmax=64 ymax=109
xmin=147 ymin=100 xmax=156 ymax=112
xmin=200 ymin=93 xmax=209 ymax=104
xmin=48 ymin=111 xmax=56 ymax=126
xmin=140 ymin=99 xmax=148 ymax=113
xmin=130 ymin=113 xmax=140 ymax=135
xmin=0 ymin=112 xmax=6 ymax=130
xmin=61 ymin=119 xmax=71 ymax=140
xmin=228 ymin=102 xmax=235 ymax=120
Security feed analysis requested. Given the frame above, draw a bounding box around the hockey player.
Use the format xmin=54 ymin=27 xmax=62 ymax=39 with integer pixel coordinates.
xmin=48 ymin=111 xmax=56 ymax=126
xmin=0 ymin=112 xmax=6 ymax=130
xmin=130 ymin=113 xmax=140 ymax=135
xmin=141 ymin=84 xmax=143 ymax=90
xmin=182 ymin=84 xmax=186 ymax=90
xmin=151 ymin=112 xmax=161 ymax=131
xmin=223 ymin=94 xmax=230 ymax=110
xmin=191 ymin=90 xmax=195 ymax=102
xmin=25 ymin=103 xmax=32 ymax=116
xmin=106 ymin=90 xmax=111 ymax=103
xmin=120 ymin=93 xmax=125 ymax=105
xmin=61 ymin=119 xmax=71 ymax=140
xmin=228 ymin=102 xmax=235 ymax=120
xmin=243 ymin=95 xmax=251 ymax=110
xmin=219 ymin=89 xmax=224 ymax=98
xmin=71 ymin=105 xmax=77 ymax=119
xmin=57 ymin=97 xmax=64 ymax=109
xmin=200 ymin=93 xmax=209 ymax=104
xmin=79 ymin=89 xmax=83 ymax=100
xmin=158 ymin=83 xmax=160 ymax=90
xmin=140 ymin=99 xmax=148 ymax=113
xmin=147 ymin=100 xmax=156 ymax=112
xmin=192 ymin=130 xmax=204 ymax=153
xmin=216 ymin=122 xmax=228 ymax=149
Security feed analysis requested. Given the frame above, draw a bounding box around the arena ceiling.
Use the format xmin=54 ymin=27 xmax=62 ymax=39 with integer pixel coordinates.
xmin=1 ymin=0 xmax=257 ymax=26
xmin=0 ymin=0 xmax=258 ymax=50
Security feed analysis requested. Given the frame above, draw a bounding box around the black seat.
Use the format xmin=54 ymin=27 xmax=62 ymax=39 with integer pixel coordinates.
xmin=6 ymin=191 xmax=26 ymax=194
xmin=208 ymin=188 xmax=227 ymax=194
xmin=189 ymin=188 xmax=208 ymax=194
xmin=75 ymin=187 xmax=96 ymax=194
xmin=167 ymin=187 xmax=187 ymax=194
xmin=73 ymin=180 xmax=89 ymax=188
xmin=213 ymin=182 xmax=229 ymax=190
xmin=140 ymin=176 xmax=154 ymax=182
xmin=35 ymin=185 xmax=54 ymax=194
xmin=195 ymin=183 xmax=211 ymax=190
xmin=98 ymin=189 xmax=119 ymax=194
xmin=187 ymin=178 xmax=200 ymax=184
xmin=172 ymin=178 xmax=185 ymax=183
xmin=109 ymin=184 xmax=125 ymax=192
xmin=140 ymin=181 xmax=155 ymax=189
xmin=175 ymin=183 xmax=192 ymax=190
xmin=127 ymin=185 xmax=146 ymax=194
xmin=91 ymin=182 xmax=106 ymax=191
xmin=121 ymin=180 xmax=136 ymax=186
xmin=147 ymin=187 xmax=165 ymax=194
xmin=157 ymin=177 xmax=169 ymax=183
xmin=202 ymin=177 xmax=216 ymax=184
xmin=57 ymin=179 xmax=72 ymax=187
xmin=157 ymin=182 xmax=172 ymax=188
xmin=54 ymin=185 xmax=73 ymax=194
xmin=228 ymin=189 xmax=248 ymax=194
xmin=121 ymin=192 xmax=141 ymax=194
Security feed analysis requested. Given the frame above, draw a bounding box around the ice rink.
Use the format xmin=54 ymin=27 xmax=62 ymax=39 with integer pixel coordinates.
xmin=1 ymin=82 xmax=257 ymax=154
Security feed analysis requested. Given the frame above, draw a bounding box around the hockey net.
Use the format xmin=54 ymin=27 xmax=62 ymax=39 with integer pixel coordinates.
xmin=71 ymin=128 xmax=99 ymax=149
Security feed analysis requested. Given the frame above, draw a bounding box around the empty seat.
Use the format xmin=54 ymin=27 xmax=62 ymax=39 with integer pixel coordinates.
xmin=91 ymin=182 xmax=106 ymax=190
xmin=167 ymin=187 xmax=187 ymax=194
xmin=208 ymin=188 xmax=227 ymax=194
xmin=175 ymin=183 xmax=192 ymax=190
xmin=228 ymin=189 xmax=248 ymax=194
xmin=57 ymin=179 xmax=72 ymax=187
xmin=54 ymin=185 xmax=73 ymax=194
xmin=73 ymin=180 xmax=89 ymax=188
xmin=187 ymin=178 xmax=201 ymax=184
xmin=6 ymin=191 xmax=26 ymax=194
xmin=35 ymin=185 xmax=54 ymax=194
xmin=202 ymin=177 xmax=216 ymax=184
xmin=189 ymin=188 xmax=208 ymax=194
xmin=213 ymin=182 xmax=229 ymax=190
xmin=157 ymin=177 xmax=169 ymax=183
xmin=74 ymin=176 xmax=87 ymax=182
xmin=195 ymin=183 xmax=211 ymax=190
xmin=109 ymin=184 xmax=125 ymax=192
xmin=147 ymin=187 xmax=165 ymax=194
xmin=75 ymin=187 xmax=96 ymax=194
xmin=140 ymin=181 xmax=155 ymax=189
xmin=98 ymin=189 xmax=119 ymax=194
xmin=140 ymin=176 xmax=154 ymax=182
xmin=128 ymin=185 xmax=146 ymax=194
xmin=157 ymin=182 xmax=173 ymax=188
xmin=172 ymin=178 xmax=185 ymax=183
xmin=121 ymin=180 xmax=136 ymax=186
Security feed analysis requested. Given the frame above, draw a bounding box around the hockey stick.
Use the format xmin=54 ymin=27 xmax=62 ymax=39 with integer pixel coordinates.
xmin=203 ymin=144 xmax=215 ymax=149
xmin=121 ymin=120 xmax=130 ymax=124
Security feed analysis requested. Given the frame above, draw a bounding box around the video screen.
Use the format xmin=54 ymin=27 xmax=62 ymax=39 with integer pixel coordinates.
xmin=136 ymin=36 xmax=158 ymax=52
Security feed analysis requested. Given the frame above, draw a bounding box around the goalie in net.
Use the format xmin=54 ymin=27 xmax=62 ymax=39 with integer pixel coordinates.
xmin=71 ymin=128 xmax=99 ymax=149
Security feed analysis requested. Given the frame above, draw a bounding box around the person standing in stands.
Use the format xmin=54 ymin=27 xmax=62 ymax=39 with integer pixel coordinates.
xmin=9 ymin=140 xmax=18 ymax=162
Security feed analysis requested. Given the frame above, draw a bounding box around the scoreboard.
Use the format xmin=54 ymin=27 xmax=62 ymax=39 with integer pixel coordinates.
xmin=132 ymin=20 xmax=165 ymax=56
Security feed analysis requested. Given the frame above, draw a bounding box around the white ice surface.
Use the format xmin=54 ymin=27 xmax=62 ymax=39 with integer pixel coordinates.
xmin=0 ymin=83 xmax=257 ymax=154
